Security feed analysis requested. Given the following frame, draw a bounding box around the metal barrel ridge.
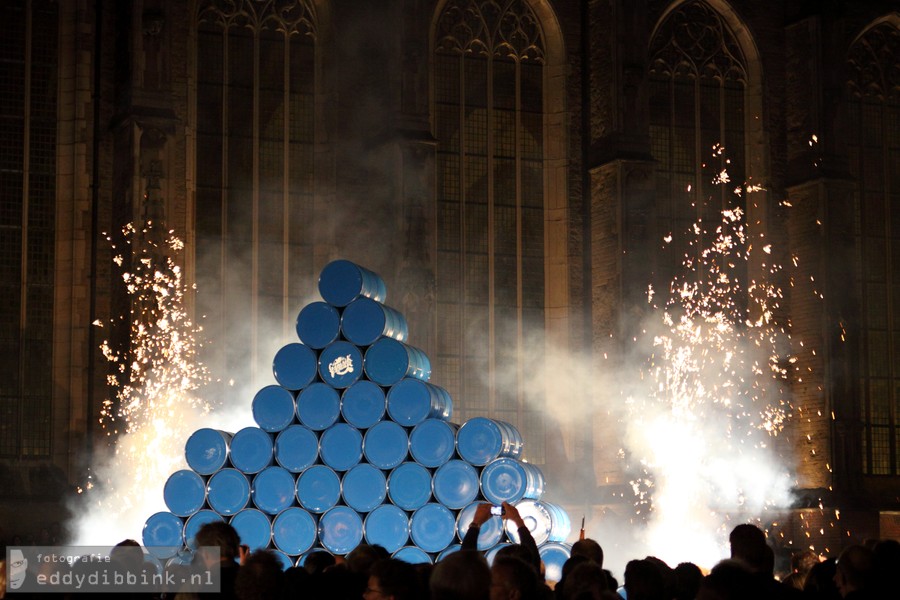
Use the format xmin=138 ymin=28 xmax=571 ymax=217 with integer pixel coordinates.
xmin=295 ymin=301 xmax=341 ymax=349
xmin=272 ymin=343 xmax=318 ymax=391
xmin=230 ymin=427 xmax=274 ymax=474
xmin=364 ymin=338 xmax=431 ymax=386
xmin=340 ymin=297 xmax=409 ymax=346
xmin=251 ymin=385 xmax=297 ymax=433
xmin=184 ymin=428 xmax=233 ymax=475
xmin=318 ymin=259 xmax=387 ymax=307
xmin=386 ymin=378 xmax=452 ymax=426
xmin=456 ymin=417 xmax=523 ymax=466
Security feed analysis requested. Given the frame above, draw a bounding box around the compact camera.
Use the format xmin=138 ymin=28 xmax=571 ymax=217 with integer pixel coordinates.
xmin=490 ymin=505 xmax=505 ymax=516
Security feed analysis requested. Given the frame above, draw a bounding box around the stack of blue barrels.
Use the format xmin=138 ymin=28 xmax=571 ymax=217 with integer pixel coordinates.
xmin=142 ymin=260 xmax=573 ymax=572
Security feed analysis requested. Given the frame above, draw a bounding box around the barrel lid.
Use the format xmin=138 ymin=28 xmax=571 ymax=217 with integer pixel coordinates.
xmin=296 ymin=465 xmax=341 ymax=513
xmin=387 ymin=462 xmax=432 ymax=510
xmin=433 ymin=460 xmax=480 ymax=509
xmin=163 ymin=470 xmax=206 ymax=517
xmin=341 ymin=463 xmax=387 ymax=513
xmin=341 ymin=380 xmax=386 ymax=429
xmin=252 ymin=386 xmax=296 ymax=433
xmin=456 ymin=417 xmax=503 ymax=466
xmin=142 ymin=512 xmax=185 ymax=559
xmin=274 ymin=425 xmax=318 ymax=473
xmin=319 ymin=423 xmax=362 ymax=471
xmin=207 ymin=468 xmax=251 ymax=516
xmin=410 ymin=503 xmax=456 ymax=553
xmin=229 ymin=508 xmax=272 ymax=551
xmin=272 ymin=507 xmax=317 ymax=555
xmin=184 ymin=510 xmax=224 ymax=549
xmin=230 ymin=427 xmax=274 ymax=474
xmin=480 ymin=458 xmax=527 ymax=505
xmin=296 ymin=302 xmax=341 ymax=349
xmin=456 ymin=502 xmax=503 ymax=550
xmin=297 ymin=382 xmax=341 ymax=431
xmin=341 ymin=297 xmax=388 ymax=346
xmin=251 ymin=466 xmax=296 ymax=515
xmin=409 ymin=419 xmax=456 ymax=468
xmin=318 ymin=341 xmax=364 ymax=389
xmin=392 ymin=546 xmax=433 ymax=564
xmin=318 ymin=506 xmax=364 ymax=555
xmin=363 ymin=420 xmax=409 ymax=470
xmin=364 ymin=504 xmax=410 ymax=553
xmin=185 ymin=428 xmax=232 ymax=475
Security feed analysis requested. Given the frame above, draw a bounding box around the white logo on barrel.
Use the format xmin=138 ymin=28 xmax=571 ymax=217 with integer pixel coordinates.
xmin=329 ymin=354 xmax=354 ymax=378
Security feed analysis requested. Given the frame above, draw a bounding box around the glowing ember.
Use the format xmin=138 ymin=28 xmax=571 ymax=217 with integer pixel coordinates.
xmin=71 ymin=222 xmax=214 ymax=543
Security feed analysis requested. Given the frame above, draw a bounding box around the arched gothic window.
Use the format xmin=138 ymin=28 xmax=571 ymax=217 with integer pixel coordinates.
xmin=0 ymin=0 xmax=57 ymax=457
xmin=648 ymin=1 xmax=748 ymax=289
xmin=433 ymin=0 xmax=546 ymax=463
xmin=847 ymin=20 xmax=900 ymax=475
xmin=194 ymin=0 xmax=317 ymax=387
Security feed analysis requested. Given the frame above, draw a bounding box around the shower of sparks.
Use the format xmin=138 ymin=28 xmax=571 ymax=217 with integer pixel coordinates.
xmin=623 ymin=170 xmax=800 ymax=567
xmin=74 ymin=222 xmax=214 ymax=542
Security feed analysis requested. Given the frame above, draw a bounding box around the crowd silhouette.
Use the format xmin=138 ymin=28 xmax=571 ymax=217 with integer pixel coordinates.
xmin=2 ymin=504 xmax=899 ymax=599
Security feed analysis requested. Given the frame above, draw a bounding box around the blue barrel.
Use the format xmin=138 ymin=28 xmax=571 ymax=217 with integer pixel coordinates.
xmin=456 ymin=417 xmax=523 ymax=466
xmin=252 ymin=385 xmax=296 ymax=433
xmin=319 ymin=423 xmax=363 ymax=471
xmin=274 ymin=425 xmax=319 ymax=473
xmin=184 ymin=509 xmax=225 ymax=549
xmin=386 ymin=379 xmax=452 ymax=426
xmin=318 ymin=340 xmax=364 ymax=389
xmin=437 ymin=544 xmax=462 ymax=561
xmin=480 ymin=458 xmax=544 ymax=505
xmin=432 ymin=460 xmax=480 ymax=509
xmin=296 ymin=301 xmax=341 ymax=349
xmin=143 ymin=512 xmax=185 ymax=559
xmin=410 ymin=503 xmax=456 ymax=553
xmin=272 ymin=507 xmax=318 ymax=555
xmin=409 ymin=419 xmax=457 ymax=468
xmin=318 ymin=506 xmax=364 ymax=555
xmin=505 ymin=500 xmax=571 ymax=545
xmin=230 ymin=427 xmax=274 ymax=474
xmin=364 ymin=504 xmax=410 ymax=553
xmin=318 ymin=259 xmax=387 ymax=307
xmin=163 ymin=470 xmax=207 ymax=517
xmin=184 ymin=428 xmax=232 ymax=475
xmin=341 ymin=380 xmax=386 ymax=429
xmin=539 ymin=542 xmax=572 ymax=584
xmin=207 ymin=468 xmax=251 ymax=516
xmin=272 ymin=343 xmax=318 ymax=391
xmin=456 ymin=502 xmax=503 ymax=550
xmin=341 ymin=463 xmax=387 ymax=513
xmin=229 ymin=508 xmax=272 ymax=551
xmin=364 ymin=338 xmax=431 ymax=385
xmin=393 ymin=546 xmax=433 ymax=564
xmin=363 ymin=420 xmax=409 ymax=470
xmin=271 ymin=550 xmax=294 ymax=571
xmin=296 ymin=465 xmax=341 ymax=513
xmin=297 ymin=382 xmax=341 ymax=431
xmin=387 ymin=462 xmax=432 ymax=510
xmin=340 ymin=297 xmax=409 ymax=346
xmin=251 ymin=466 xmax=297 ymax=515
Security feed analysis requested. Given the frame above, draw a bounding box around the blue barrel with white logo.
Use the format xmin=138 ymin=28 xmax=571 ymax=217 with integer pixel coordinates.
xmin=297 ymin=382 xmax=341 ymax=431
xmin=318 ymin=340 xmax=364 ymax=389
xmin=272 ymin=343 xmax=318 ymax=391
xmin=437 ymin=544 xmax=462 ymax=561
xmin=364 ymin=338 xmax=431 ymax=385
xmin=207 ymin=468 xmax=251 ymax=516
xmin=183 ymin=509 xmax=225 ymax=549
xmin=163 ymin=470 xmax=207 ymax=517
xmin=386 ymin=379 xmax=452 ymax=426
xmin=387 ymin=461 xmax=432 ymax=510
xmin=363 ymin=420 xmax=409 ymax=470
xmin=480 ymin=458 xmax=544 ymax=505
xmin=410 ymin=503 xmax=456 ymax=553
xmin=296 ymin=301 xmax=341 ymax=349
xmin=539 ymin=542 xmax=572 ymax=584
xmin=341 ymin=380 xmax=386 ymax=429
xmin=272 ymin=507 xmax=318 ymax=555
xmin=433 ymin=459 xmax=480 ymax=509
xmin=185 ymin=428 xmax=233 ymax=475
xmin=504 ymin=500 xmax=571 ymax=545
xmin=230 ymin=427 xmax=274 ymax=474
xmin=274 ymin=425 xmax=319 ymax=473
xmin=341 ymin=463 xmax=387 ymax=513
xmin=252 ymin=385 xmax=296 ymax=433
xmin=318 ymin=506 xmax=364 ymax=555
xmin=456 ymin=502 xmax=504 ymax=550
xmin=392 ymin=546 xmax=432 ymax=564
xmin=409 ymin=419 xmax=457 ymax=468
xmin=229 ymin=508 xmax=272 ymax=551
xmin=340 ymin=297 xmax=409 ymax=346
xmin=251 ymin=466 xmax=297 ymax=515
xmin=364 ymin=504 xmax=410 ymax=553
xmin=456 ymin=417 xmax=523 ymax=466
xmin=143 ymin=512 xmax=185 ymax=559
xmin=319 ymin=423 xmax=363 ymax=471
xmin=296 ymin=464 xmax=341 ymax=513
xmin=318 ymin=259 xmax=387 ymax=307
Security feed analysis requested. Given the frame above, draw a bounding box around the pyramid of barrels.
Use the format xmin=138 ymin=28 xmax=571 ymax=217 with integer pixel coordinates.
xmin=142 ymin=260 xmax=572 ymax=571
